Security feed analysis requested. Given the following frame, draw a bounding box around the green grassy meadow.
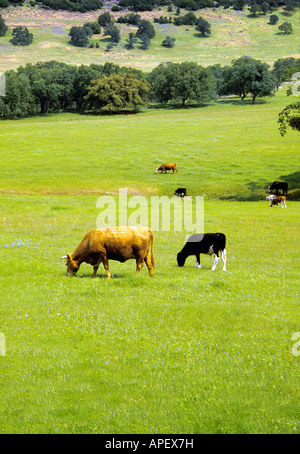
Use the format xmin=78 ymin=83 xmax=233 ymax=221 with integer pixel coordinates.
xmin=0 ymin=89 xmax=299 ymax=199
xmin=0 ymin=195 xmax=299 ymax=434
xmin=0 ymin=84 xmax=299 ymax=433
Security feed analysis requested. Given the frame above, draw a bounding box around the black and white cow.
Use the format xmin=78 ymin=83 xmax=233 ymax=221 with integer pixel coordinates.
xmin=174 ymin=187 xmax=187 ymax=197
xmin=177 ymin=233 xmax=226 ymax=271
xmin=268 ymin=181 xmax=288 ymax=196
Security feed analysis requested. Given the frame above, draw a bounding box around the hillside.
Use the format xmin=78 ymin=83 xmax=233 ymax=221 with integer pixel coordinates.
xmin=0 ymin=5 xmax=299 ymax=72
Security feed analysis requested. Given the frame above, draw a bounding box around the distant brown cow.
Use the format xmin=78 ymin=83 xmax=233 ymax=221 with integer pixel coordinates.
xmin=270 ymin=196 xmax=287 ymax=208
xmin=156 ymin=163 xmax=178 ymax=174
xmin=62 ymin=225 xmax=154 ymax=278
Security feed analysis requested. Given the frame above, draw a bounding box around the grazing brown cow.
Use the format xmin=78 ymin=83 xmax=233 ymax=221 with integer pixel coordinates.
xmin=62 ymin=226 xmax=154 ymax=278
xmin=270 ymin=196 xmax=287 ymax=208
xmin=156 ymin=163 xmax=178 ymax=174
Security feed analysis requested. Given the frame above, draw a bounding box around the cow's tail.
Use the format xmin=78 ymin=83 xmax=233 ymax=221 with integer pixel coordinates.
xmin=149 ymin=229 xmax=155 ymax=267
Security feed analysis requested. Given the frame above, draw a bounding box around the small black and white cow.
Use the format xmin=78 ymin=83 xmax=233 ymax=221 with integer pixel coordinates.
xmin=174 ymin=187 xmax=187 ymax=197
xmin=177 ymin=233 xmax=226 ymax=271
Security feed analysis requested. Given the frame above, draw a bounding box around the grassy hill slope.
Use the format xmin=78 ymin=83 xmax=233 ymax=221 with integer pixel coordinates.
xmin=0 ymin=6 xmax=299 ymax=72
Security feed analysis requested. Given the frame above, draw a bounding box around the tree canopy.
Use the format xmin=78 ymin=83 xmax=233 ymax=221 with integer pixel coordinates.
xmin=148 ymin=62 xmax=216 ymax=106
xmin=69 ymin=26 xmax=90 ymax=47
xmin=83 ymin=73 xmax=150 ymax=113
xmin=219 ymin=56 xmax=276 ymax=103
xmin=10 ymin=26 xmax=33 ymax=46
xmin=0 ymin=14 xmax=8 ymax=37
xmin=278 ymin=101 xmax=300 ymax=136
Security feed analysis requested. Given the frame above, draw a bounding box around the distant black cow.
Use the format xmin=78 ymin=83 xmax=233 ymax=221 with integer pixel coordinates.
xmin=268 ymin=181 xmax=288 ymax=196
xmin=177 ymin=233 xmax=226 ymax=271
xmin=174 ymin=188 xmax=187 ymax=197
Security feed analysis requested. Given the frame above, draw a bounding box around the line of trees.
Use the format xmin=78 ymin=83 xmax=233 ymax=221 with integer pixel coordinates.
xmin=0 ymin=57 xmax=298 ymax=117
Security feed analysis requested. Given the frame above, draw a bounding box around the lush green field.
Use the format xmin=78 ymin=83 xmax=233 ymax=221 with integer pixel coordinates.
xmin=0 ymin=194 xmax=299 ymax=434
xmin=0 ymin=6 xmax=299 ymax=71
xmin=0 ymin=88 xmax=299 ymax=199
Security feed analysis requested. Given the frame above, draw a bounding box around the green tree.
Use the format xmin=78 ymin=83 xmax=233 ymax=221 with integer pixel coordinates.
xmin=83 ymin=21 xmax=101 ymax=34
xmin=195 ymin=17 xmax=211 ymax=37
xmin=136 ymin=20 xmax=155 ymax=39
xmin=69 ymin=26 xmax=90 ymax=47
xmin=125 ymin=32 xmax=138 ymax=50
xmin=233 ymin=0 xmax=245 ymax=10
xmin=161 ymin=36 xmax=176 ymax=48
xmin=98 ymin=11 xmax=114 ymax=26
xmin=72 ymin=64 xmax=104 ymax=110
xmin=0 ymin=71 xmax=37 ymax=117
xmin=19 ymin=61 xmax=76 ymax=114
xmin=278 ymin=101 xmax=300 ymax=136
xmin=269 ymin=14 xmax=279 ymax=25
xmin=173 ymin=12 xmax=197 ymax=26
xmin=249 ymin=2 xmax=260 ymax=17
xmin=219 ymin=56 xmax=276 ymax=103
xmin=138 ymin=33 xmax=150 ymax=50
xmin=104 ymin=24 xmax=121 ymax=43
xmin=261 ymin=2 xmax=270 ymax=14
xmin=272 ymin=57 xmax=300 ymax=89
xmin=82 ymin=24 xmax=93 ymax=38
xmin=83 ymin=73 xmax=149 ymax=113
xmin=278 ymin=22 xmax=293 ymax=35
xmin=10 ymin=26 xmax=33 ymax=46
xmin=0 ymin=14 xmax=8 ymax=37
xmin=148 ymin=62 xmax=216 ymax=106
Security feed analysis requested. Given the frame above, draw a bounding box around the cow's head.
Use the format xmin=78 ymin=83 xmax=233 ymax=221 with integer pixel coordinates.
xmin=155 ymin=168 xmax=160 ymax=173
xmin=61 ymin=254 xmax=79 ymax=276
xmin=177 ymin=252 xmax=186 ymax=267
xmin=268 ymin=186 xmax=271 ymax=193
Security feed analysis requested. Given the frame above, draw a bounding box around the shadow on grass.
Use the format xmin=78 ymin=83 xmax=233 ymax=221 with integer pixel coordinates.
xmin=149 ymin=102 xmax=211 ymax=110
xmin=279 ymin=171 xmax=300 ymax=189
xmin=193 ymin=33 xmax=211 ymax=39
xmin=217 ymin=97 xmax=268 ymax=106
xmin=76 ymin=273 xmax=126 ymax=279
xmin=228 ymin=172 xmax=300 ymax=201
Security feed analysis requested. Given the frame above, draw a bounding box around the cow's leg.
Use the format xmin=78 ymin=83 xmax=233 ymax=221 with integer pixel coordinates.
xmin=101 ymin=256 xmax=111 ymax=279
xmin=135 ymin=259 xmax=144 ymax=276
xmin=211 ymin=253 xmax=220 ymax=271
xmin=92 ymin=265 xmax=99 ymax=277
xmin=144 ymin=251 xmax=154 ymax=277
xmin=195 ymin=254 xmax=201 ymax=269
xmin=221 ymin=249 xmax=227 ymax=271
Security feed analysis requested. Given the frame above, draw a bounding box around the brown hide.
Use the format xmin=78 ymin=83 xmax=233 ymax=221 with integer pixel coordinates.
xmin=64 ymin=226 xmax=154 ymax=278
xmin=270 ymin=196 xmax=287 ymax=207
xmin=156 ymin=163 xmax=178 ymax=173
